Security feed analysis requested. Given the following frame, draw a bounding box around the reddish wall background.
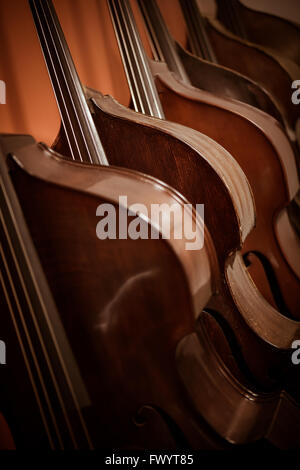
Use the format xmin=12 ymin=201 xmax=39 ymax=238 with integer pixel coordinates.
xmin=0 ymin=0 xmax=298 ymax=146
xmin=0 ymin=0 xmax=134 ymax=145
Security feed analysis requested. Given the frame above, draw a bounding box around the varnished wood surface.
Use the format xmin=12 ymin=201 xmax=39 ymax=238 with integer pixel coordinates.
xmin=177 ymin=313 xmax=300 ymax=447
xmin=204 ymin=18 xmax=300 ymax=132
xmin=1 ymin=135 xmax=225 ymax=448
xmin=4 ymin=138 xmax=299 ymax=448
xmin=53 ymin=92 xmax=300 ymax=395
xmin=146 ymin=67 xmax=300 ymax=318
xmin=216 ymin=0 xmax=300 ymax=66
xmin=1 ymin=0 xmax=299 ymax=449
xmin=175 ymin=42 xmax=285 ymax=128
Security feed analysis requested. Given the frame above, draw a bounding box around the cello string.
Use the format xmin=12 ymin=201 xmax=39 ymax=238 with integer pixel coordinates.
xmin=30 ymin=0 xmax=108 ymax=165
xmin=108 ymin=0 xmax=147 ymax=115
xmin=108 ymin=0 xmax=164 ymax=118
xmin=0 ymin=241 xmax=59 ymax=448
xmin=137 ymin=0 xmax=191 ymax=84
xmin=31 ymin=0 xmax=86 ymax=163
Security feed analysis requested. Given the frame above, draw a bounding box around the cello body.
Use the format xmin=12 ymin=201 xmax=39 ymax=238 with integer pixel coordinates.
xmin=55 ymin=92 xmax=300 ymax=445
xmin=177 ymin=312 xmax=300 ymax=447
xmin=134 ymin=1 xmax=300 ymax=317
xmin=159 ymin=0 xmax=300 ymax=136
xmin=138 ymin=57 xmax=300 ymax=318
xmin=149 ymin=0 xmax=286 ymax=128
xmin=1 ymin=0 xmax=300 ymax=450
xmin=202 ymin=17 xmax=300 ymax=134
xmin=53 ymin=89 xmax=300 ymax=392
xmin=216 ymin=0 xmax=300 ymax=67
xmin=174 ymin=41 xmax=285 ymax=127
xmin=0 ymin=133 xmax=217 ymax=448
xmin=5 ymin=130 xmax=297 ymax=449
xmin=150 ymin=63 xmax=300 ymax=316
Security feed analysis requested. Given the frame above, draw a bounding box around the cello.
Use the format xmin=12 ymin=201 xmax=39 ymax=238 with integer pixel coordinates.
xmin=30 ymin=0 xmax=300 ymax=446
xmin=1 ymin=0 xmax=298 ymax=446
xmin=0 ymin=0 xmax=219 ymax=448
xmin=139 ymin=0 xmax=286 ymax=131
xmin=177 ymin=0 xmax=300 ymax=143
xmin=116 ymin=0 xmax=300 ymax=318
xmin=215 ymin=0 xmax=300 ymax=67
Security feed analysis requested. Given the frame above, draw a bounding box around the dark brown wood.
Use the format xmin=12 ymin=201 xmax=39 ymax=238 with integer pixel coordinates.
xmin=105 ymin=0 xmax=300 ymax=444
xmin=176 ymin=312 xmax=300 ymax=447
xmin=6 ymin=0 xmax=297 ymax=448
xmin=7 ymin=133 xmax=298 ymax=447
xmin=9 ymin=0 xmax=249 ymax=448
xmin=151 ymin=75 xmax=300 ymax=317
xmin=109 ymin=0 xmax=300 ymax=324
xmin=1 ymin=134 xmax=220 ymax=449
xmin=141 ymin=0 xmax=297 ymax=139
xmin=216 ymin=0 xmax=300 ymax=67
xmin=136 ymin=0 xmax=300 ymax=317
xmin=175 ymin=41 xmax=284 ymax=126
xmin=203 ymin=18 xmax=299 ymax=131
xmin=53 ymin=95 xmax=298 ymax=395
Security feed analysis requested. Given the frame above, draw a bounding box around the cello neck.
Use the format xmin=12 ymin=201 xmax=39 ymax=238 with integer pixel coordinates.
xmin=107 ymin=0 xmax=164 ymax=119
xmin=137 ymin=0 xmax=190 ymax=84
xmin=179 ymin=0 xmax=218 ymax=63
xmin=29 ymin=0 xmax=108 ymax=165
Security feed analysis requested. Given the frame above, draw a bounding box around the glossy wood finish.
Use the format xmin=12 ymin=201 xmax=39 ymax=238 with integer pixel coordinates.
xmin=53 ymin=96 xmax=300 ymax=444
xmin=146 ymin=59 xmax=300 ymax=315
xmin=54 ymin=91 xmax=300 ymax=392
xmin=177 ymin=312 xmax=300 ymax=447
xmin=2 ymin=0 xmax=299 ymax=449
xmin=106 ymin=0 xmax=300 ymax=399
xmin=135 ymin=1 xmax=300 ymax=314
xmin=9 ymin=132 xmax=297 ymax=448
xmin=1 ymin=134 xmax=220 ymax=449
xmin=13 ymin=0 xmax=267 ymax=448
xmin=164 ymin=0 xmax=285 ymax=127
xmin=203 ymin=17 xmax=300 ymax=132
xmin=216 ymin=0 xmax=300 ymax=66
xmin=175 ymin=42 xmax=285 ymax=127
